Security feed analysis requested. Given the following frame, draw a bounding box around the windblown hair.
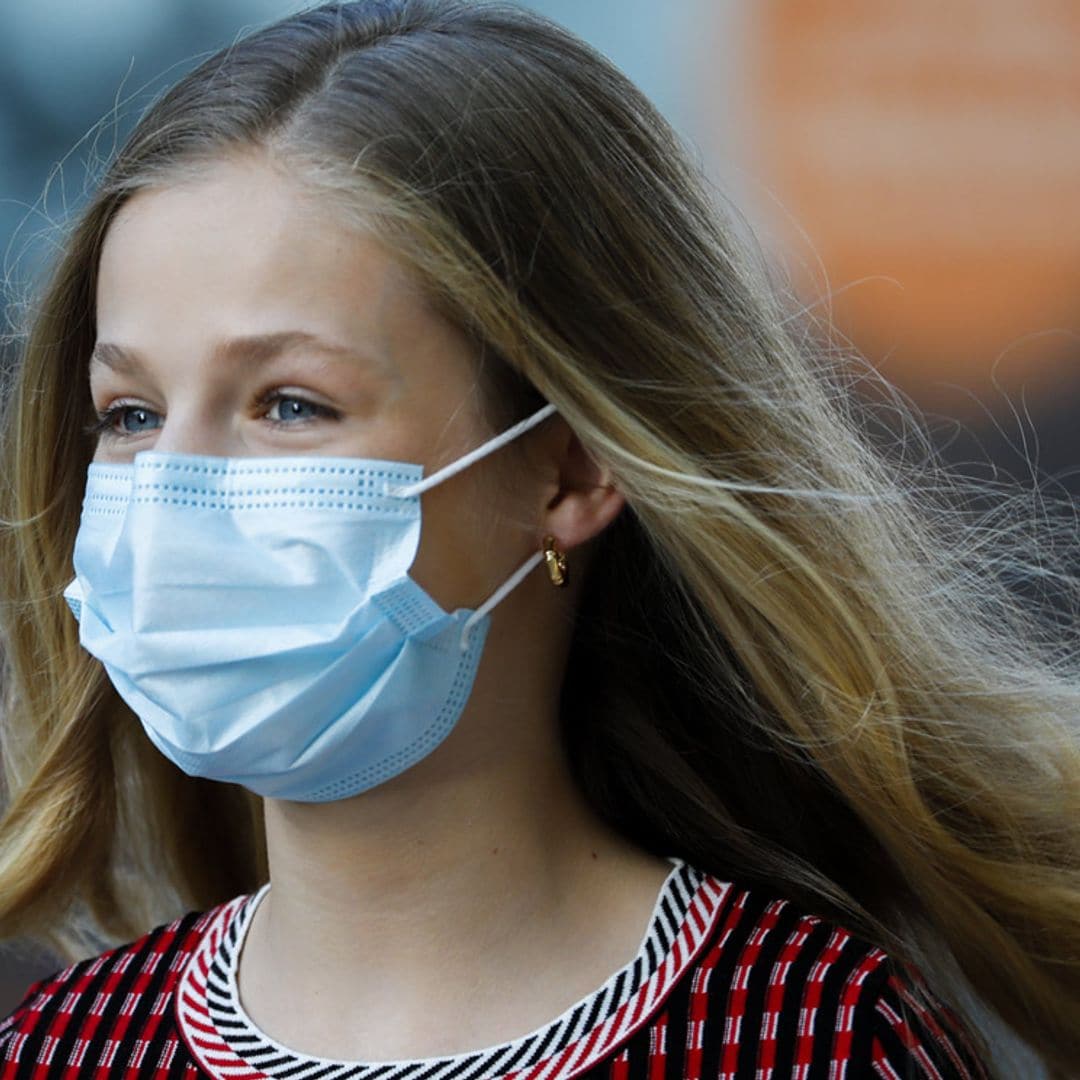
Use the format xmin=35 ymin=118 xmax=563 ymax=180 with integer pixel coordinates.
xmin=1 ymin=1 xmax=1077 ymax=1074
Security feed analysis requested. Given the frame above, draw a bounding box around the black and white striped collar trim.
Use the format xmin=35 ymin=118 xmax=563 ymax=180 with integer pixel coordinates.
xmin=176 ymin=857 xmax=728 ymax=1080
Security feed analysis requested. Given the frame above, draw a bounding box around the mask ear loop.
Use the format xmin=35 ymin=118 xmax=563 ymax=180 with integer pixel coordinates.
xmin=385 ymin=402 xmax=557 ymax=500
xmin=459 ymin=548 xmax=545 ymax=653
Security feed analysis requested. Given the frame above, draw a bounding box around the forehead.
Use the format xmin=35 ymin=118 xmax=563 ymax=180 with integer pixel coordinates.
xmin=94 ymin=156 xmax=439 ymax=365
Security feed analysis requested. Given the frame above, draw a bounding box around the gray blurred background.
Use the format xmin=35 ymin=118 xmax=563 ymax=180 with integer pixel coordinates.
xmin=2 ymin=0 xmax=1077 ymax=1016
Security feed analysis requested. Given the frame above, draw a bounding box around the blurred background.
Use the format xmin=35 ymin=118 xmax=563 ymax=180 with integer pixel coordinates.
xmin=1 ymin=0 xmax=1077 ymax=1015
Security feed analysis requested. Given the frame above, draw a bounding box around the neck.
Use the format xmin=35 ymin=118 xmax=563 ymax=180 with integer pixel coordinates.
xmin=257 ymin=727 xmax=652 ymax=970
xmin=235 ymin=718 xmax=673 ymax=1060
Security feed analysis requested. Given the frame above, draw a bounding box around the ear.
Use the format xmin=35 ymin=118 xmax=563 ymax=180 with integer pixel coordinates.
xmin=536 ymin=420 xmax=625 ymax=552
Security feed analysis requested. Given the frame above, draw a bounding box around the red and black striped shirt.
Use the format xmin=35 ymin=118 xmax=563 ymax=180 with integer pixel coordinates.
xmin=0 ymin=859 xmax=990 ymax=1078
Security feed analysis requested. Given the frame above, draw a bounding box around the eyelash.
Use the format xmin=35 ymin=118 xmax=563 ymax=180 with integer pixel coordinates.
xmin=84 ymin=391 xmax=341 ymax=439
xmin=83 ymin=402 xmax=153 ymax=440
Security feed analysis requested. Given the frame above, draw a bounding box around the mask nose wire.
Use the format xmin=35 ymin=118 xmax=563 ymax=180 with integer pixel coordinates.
xmin=384 ymin=402 xmax=557 ymax=500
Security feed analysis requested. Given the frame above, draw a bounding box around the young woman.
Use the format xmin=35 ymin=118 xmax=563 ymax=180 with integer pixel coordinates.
xmin=0 ymin=2 xmax=1077 ymax=1077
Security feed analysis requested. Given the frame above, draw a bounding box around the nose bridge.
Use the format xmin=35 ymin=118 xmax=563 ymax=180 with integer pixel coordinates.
xmin=151 ymin=394 xmax=237 ymax=458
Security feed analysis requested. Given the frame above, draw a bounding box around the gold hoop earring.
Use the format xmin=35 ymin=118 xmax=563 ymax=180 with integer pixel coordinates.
xmin=542 ymin=535 xmax=568 ymax=587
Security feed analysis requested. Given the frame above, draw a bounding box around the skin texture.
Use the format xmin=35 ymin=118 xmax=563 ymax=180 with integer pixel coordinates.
xmin=91 ymin=154 xmax=674 ymax=1061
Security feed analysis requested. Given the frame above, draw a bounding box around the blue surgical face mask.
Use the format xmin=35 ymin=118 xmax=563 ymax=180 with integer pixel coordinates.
xmin=63 ymin=402 xmax=558 ymax=802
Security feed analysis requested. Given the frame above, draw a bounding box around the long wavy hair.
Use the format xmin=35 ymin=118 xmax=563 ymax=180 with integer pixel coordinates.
xmin=1 ymin=1 xmax=1077 ymax=1074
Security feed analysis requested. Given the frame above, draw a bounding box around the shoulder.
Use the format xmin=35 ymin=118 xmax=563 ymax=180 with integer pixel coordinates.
xmin=0 ymin=892 xmax=248 ymax=1078
xmin=667 ymin=874 xmax=990 ymax=1079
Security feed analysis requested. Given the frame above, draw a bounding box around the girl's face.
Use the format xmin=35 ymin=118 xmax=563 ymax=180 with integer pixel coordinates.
xmin=89 ymin=153 xmax=547 ymax=615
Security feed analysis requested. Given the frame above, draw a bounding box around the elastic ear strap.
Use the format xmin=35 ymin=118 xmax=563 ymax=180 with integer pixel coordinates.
xmin=460 ymin=548 xmax=545 ymax=653
xmin=388 ymin=402 xmax=557 ymax=499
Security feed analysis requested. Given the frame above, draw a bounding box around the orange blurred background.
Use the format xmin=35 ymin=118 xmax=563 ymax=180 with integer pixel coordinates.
xmin=702 ymin=0 xmax=1079 ymax=418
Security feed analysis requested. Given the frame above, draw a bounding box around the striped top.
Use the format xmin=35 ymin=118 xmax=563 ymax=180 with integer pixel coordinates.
xmin=0 ymin=858 xmax=990 ymax=1079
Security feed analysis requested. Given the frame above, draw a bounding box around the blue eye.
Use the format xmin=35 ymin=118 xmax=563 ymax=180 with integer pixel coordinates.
xmin=83 ymin=392 xmax=340 ymax=442
xmin=265 ymin=395 xmax=325 ymax=423
xmin=85 ymin=403 xmax=163 ymax=438
xmin=119 ymin=407 xmax=162 ymax=433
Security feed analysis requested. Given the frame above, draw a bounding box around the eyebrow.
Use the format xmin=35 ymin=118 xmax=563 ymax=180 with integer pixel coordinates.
xmin=88 ymin=331 xmax=389 ymax=375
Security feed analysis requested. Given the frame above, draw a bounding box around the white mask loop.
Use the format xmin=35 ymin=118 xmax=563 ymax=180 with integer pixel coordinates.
xmin=460 ymin=548 xmax=546 ymax=653
xmin=386 ymin=402 xmax=557 ymax=499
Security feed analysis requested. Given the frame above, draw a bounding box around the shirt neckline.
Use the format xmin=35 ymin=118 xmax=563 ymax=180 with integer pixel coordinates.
xmin=176 ymin=856 xmax=730 ymax=1080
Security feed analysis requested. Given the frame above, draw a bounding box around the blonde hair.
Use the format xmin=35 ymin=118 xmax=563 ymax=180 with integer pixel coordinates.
xmin=1 ymin=2 xmax=1077 ymax=1074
